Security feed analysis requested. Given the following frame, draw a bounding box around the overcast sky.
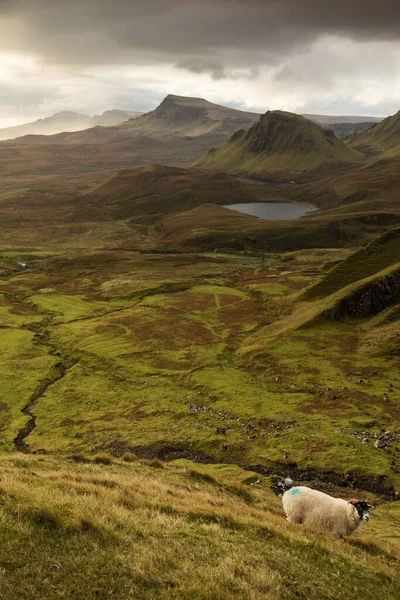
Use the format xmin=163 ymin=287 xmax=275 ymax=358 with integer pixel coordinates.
xmin=0 ymin=0 xmax=400 ymax=127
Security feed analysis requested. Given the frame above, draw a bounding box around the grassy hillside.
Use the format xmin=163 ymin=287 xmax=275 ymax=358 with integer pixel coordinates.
xmin=155 ymin=203 xmax=399 ymax=252
xmin=194 ymin=111 xmax=363 ymax=180
xmin=84 ymin=164 xmax=290 ymax=222
xmin=304 ymin=227 xmax=400 ymax=300
xmin=0 ymin=454 xmax=399 ymax=600
xmin=350 ymin=111 xmax=400 ymax=156
xmin=327 ymin=122 xmax=377 ymax=138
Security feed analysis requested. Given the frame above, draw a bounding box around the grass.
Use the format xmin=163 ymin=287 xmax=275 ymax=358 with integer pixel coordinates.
xmin=0 ymin=247 xmax=396 ymax=494
xmin=304 ymin=227 xmax=400 ymax=300
xmin=0 ymin=454 xmax=398 ymax=600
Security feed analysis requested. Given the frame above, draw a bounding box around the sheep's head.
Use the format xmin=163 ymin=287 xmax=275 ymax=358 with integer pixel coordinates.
xmin=349 ymin=500 xmax=374 ymax=522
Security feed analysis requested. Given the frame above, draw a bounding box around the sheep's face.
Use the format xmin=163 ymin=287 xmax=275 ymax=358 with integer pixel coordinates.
xmin=350 ymin=500 xmax=373 ymax=522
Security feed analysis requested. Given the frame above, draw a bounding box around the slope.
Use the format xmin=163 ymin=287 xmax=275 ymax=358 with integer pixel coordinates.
xmin=0 ymin=454 xmax=399 ymax=600
xmin=350 ymin=110 xmax=400 ymax=156
xmin=304 ymin=227 xmax=400 ymax=300
xmin=327 ymin=122 xmax=377 ymax=138
xmin=194 ymin=110 xmax=363 ymax=180
xmin=0 ymin=109 xmax=142 ymax=141
xmin=83 ymin=163 xmax=290 ymax=222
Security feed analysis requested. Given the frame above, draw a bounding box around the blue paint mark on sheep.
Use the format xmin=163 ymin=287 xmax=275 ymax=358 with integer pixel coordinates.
xmin=289 ymin=487 xmax=300 ymax=496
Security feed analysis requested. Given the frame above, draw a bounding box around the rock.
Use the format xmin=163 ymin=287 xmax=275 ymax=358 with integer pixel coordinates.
xmin=215 ymin=428 xmax=226 ymax=435
xmin=374 ymin=439 xmax=386 ymax=449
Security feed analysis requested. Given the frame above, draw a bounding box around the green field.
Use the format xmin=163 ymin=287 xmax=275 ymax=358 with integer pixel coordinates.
xmin=0 ymin=242 xmax=398 ymax=498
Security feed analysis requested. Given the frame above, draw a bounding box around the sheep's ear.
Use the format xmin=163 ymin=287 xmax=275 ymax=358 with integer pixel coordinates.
xmin=367 ymin=503 xmax=374 ymax=509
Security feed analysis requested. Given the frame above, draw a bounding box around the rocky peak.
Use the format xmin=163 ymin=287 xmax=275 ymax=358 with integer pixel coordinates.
xmin=245 ymin=110 xmax=334 ymax=155
xmin=152 ymin=95 xmax=208 ymax=124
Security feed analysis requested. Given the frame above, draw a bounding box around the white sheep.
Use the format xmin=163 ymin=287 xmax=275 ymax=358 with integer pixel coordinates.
xmin=282 ymin=486 xmax=372 ymax=537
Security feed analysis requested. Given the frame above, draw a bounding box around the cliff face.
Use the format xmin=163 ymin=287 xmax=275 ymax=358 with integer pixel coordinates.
xmin=152 ymin=96 xmax=207 ymax=124
xmin=143 ymin=94 xmax=260 ymax=133
xmin=324 ymin=268 xmax=400 ymax=320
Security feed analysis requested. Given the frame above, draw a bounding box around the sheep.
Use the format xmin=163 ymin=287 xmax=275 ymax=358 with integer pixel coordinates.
xmin=282 ymin=486 xmax=373 ymax=538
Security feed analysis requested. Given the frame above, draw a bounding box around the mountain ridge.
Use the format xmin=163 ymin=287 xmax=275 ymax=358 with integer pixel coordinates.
xmin=0 ymin=109 xmax=143 ymax=141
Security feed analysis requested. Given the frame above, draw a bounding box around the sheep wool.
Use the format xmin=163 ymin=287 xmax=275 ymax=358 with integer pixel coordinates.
xmin=282 ymin=486 xmax=364 ymax=537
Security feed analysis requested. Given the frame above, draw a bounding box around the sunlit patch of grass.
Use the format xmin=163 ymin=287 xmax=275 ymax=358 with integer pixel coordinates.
xmin=27 ymin=293 xmax=117 ymax=323
xmin=0 ymin=328 xmax=57 ymax=450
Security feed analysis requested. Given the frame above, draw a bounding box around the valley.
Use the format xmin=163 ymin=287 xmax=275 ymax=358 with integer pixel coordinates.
xmin=0 ymin=92 xmax=399 ymax=598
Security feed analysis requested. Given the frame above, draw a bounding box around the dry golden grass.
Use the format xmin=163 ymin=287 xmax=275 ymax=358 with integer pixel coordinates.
xmin=0 ymin=454 xmax=399 ymax=599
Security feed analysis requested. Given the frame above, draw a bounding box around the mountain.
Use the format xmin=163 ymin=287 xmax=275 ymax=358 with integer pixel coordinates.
xmin=326 ymin=121 xmax=377 ymax=138
xmin=304 ymin=114 xmax=383 ymax=125
xmin=0 ymin=96 xmax=261 ymax=179
xmin=91 ymin=109 xmax=143 ymax=126
xmin=349 ymin=110 xmax=400 ymax=156
xmin=0 ymin=111 xmax=92 ymax=141
xmin=0 ymin=109 xmax=142 ymax=141
xmin=42 ymin=95 xmax=260 ymax=144
xmin=123 ymin=94 xmax=260 ymax=137
xmin=194 ymin=110 xmax=363 ymax=180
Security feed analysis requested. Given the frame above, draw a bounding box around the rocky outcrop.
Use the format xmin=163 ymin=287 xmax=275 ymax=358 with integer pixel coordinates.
xmin=153 ymin=96 xmax=208 ymax=124
xmin=324 ymin=268 xmax=400 ymax=320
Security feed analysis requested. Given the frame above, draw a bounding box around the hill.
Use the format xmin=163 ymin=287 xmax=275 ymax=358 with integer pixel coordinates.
xmin=0 ymin=454 xmax=399 ymax=600
xmin=83 ymin=164 xmax=289 ymax=222
xmin=350 ymin=110 xmax=400 ymax=156
xmin=327 ymin=121 xmax=377 ymax=138
xmin=304 ymin=227 xmax=400 ymax=300
xmin=0 ymin=109 xmax=142 ymax=141
xmin=194 ymin=110 xmax=363 ymax=180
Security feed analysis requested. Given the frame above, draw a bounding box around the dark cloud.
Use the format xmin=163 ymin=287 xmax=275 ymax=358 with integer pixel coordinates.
xmin=0 ymin=1 xmax=399 ymax=122
xmin=1 ymin=0 xmax=400 ymax=73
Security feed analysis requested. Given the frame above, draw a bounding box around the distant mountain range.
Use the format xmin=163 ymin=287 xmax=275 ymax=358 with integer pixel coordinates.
xmin=0 ymin=94 xmax=398 ymax=199
xmin=0 ymin=109 xmax=143 ymax=141
xmin=0 ymin=95 xmax=262 ymax=178
xmin=0 ymin=98 xmax=384 ymax=144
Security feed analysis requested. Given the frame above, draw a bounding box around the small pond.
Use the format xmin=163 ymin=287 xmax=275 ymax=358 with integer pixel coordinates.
xmin=223 ymin=202 xmax=317 ymax=220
